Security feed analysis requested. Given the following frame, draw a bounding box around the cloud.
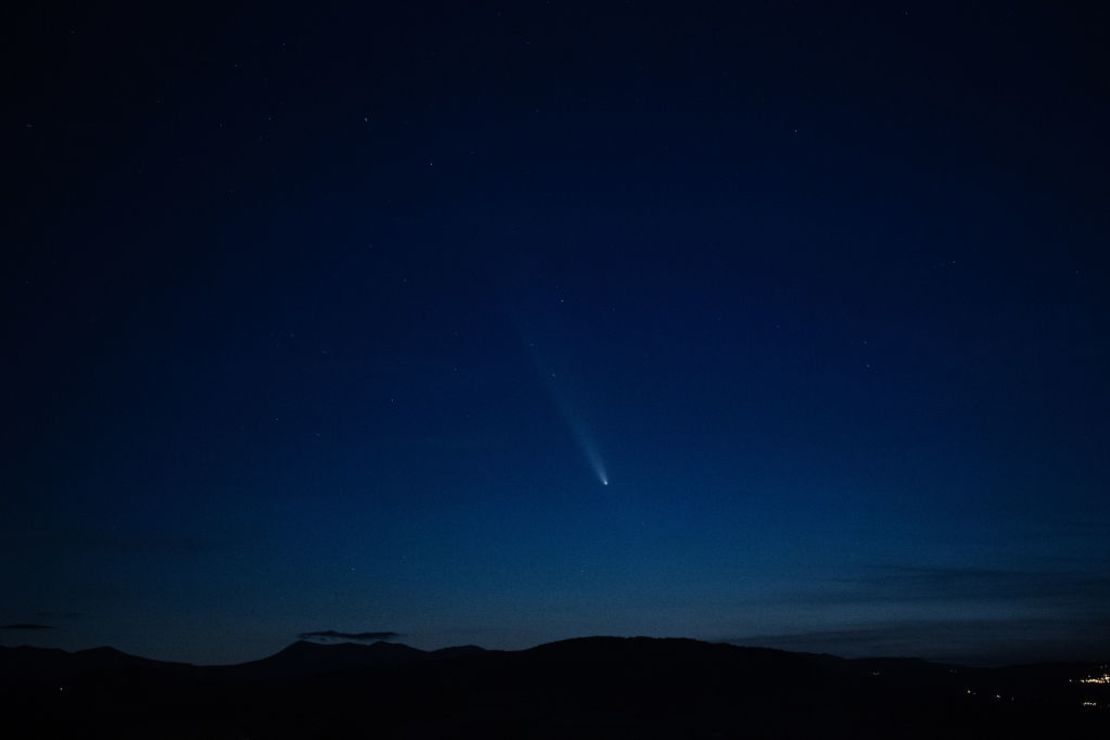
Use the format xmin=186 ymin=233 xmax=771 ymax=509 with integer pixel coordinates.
xmin=729 ymin=616 xmax=1110 ymax=665
xmin=1 ymin=623 xmax=54 ymax=630
xmin=297 ymin=630 xmax=401 ymax=642
xmin=788 ymin=565 xmax=1110 ymax=610
xmin=869 ymin=565 xmax=1110 ymax=603
xmin=727 ymin=564 xmax=1110 ymax=663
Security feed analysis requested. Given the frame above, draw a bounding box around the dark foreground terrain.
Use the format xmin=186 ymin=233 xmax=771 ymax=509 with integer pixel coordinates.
xmin=2 ymin=637 xmax=1108 ymax=738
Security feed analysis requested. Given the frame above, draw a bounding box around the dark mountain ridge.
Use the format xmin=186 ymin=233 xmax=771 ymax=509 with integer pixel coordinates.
xmin=2 ymin=637 xmax=1107 ymax=738
xmin=225 ymin=638 xmax=431 ymax=678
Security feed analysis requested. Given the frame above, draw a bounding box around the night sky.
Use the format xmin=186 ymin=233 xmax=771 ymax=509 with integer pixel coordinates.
xmin=4 ymin=2 xmax=1110 ymax=666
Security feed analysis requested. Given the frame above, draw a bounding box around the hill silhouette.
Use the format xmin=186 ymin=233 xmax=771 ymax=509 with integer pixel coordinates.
xmin=2 ymin=637 xmax=1107 ymax=738
xmin=226 ymin=639 xmax=431 ymax=679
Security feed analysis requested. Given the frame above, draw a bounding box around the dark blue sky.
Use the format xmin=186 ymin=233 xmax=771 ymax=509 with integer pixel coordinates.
xmin=4 ymin=2 xmax=1110 ymax=664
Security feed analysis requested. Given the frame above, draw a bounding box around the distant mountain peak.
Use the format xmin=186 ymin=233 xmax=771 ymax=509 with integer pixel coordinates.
xmin=229 ymin=638 xmax=428 ymax=678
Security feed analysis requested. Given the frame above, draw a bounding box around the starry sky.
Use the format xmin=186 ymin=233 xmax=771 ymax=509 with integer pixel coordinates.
xmin=4 ymin=2 xmax=1110 ymax=665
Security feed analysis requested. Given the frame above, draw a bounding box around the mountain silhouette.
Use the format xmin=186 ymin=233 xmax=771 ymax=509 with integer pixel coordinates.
xmin=0 ymin=644 xmax=188 ymax=690
xmin=2 ymin=637 xmax=1107 ymax=738
xmin=226 ymin=639 xmax=429 ymax=679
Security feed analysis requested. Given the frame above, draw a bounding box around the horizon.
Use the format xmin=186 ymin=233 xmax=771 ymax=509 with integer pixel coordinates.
xmin=5 ymin=3 xmax=1110 ymax=669
xmin=5 ymin=632 xmax=1107 ymax=670
xmin=3 ymin=629 xmax=1107 ymax=670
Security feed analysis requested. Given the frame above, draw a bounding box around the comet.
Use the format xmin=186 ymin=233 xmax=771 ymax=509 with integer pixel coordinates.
xmin=516 ymin=329 xmax=610 ymax=487
xmin=557 ymin=401 xmax=610 ymax=487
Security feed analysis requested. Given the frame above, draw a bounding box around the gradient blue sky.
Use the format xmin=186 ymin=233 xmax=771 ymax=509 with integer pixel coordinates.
xmin=4 ymin=2 xmax=1110 ymax=664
